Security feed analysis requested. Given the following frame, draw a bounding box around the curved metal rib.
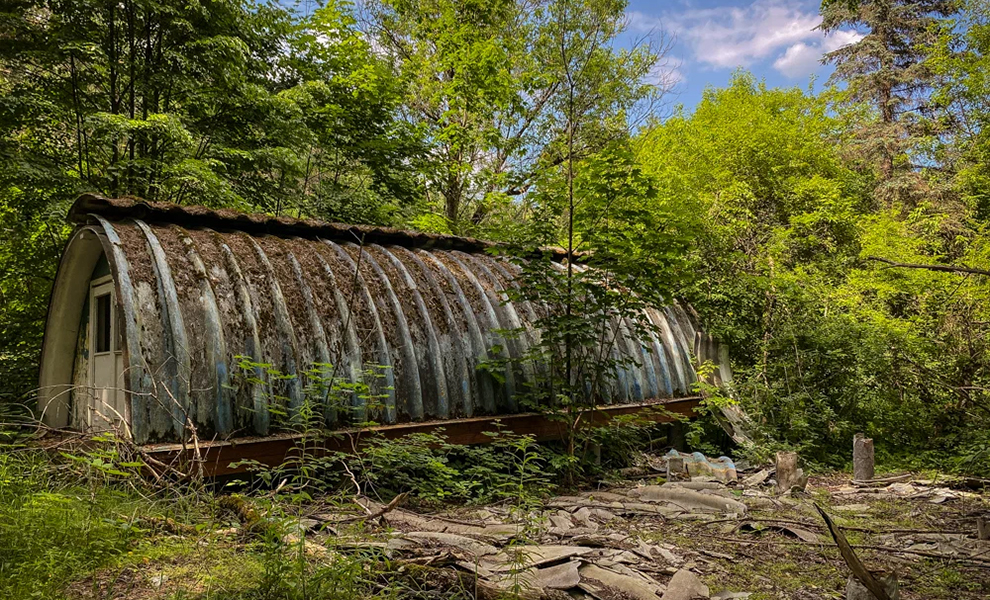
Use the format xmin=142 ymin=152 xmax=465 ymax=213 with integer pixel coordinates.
xmin=133 ymin=220 xmax=190 ymax=438
xmin=419 ymin=251 xmax=496 ymax=414
xmin=664 ymin=306 xmax=698 ymax=388
xmin=214 ymin=233 xmax=269 ymax=434
xmin=391 ymin=246 xmax=473 ymax=417
xmin=309 ymin=242 xmax=374 ymax=424
xmin=343 ymin=243 xmax=424 ymax=420
xmin=375 ymin=245 xmax=450 ymax=418
xmin=324 ymin=240 xmax=402 ymax=423
xmin=92 ymin=215 xmax=152 ymax=441
xmin=283 ymin=241 xmax=333 ymax=419
xmin=174 ymin=226 xmax=233 ymax=434
xmin=443 ymin=251 xmax=518 ymax=411
xmin=622 ymin=316 xmax=659 ymax=399
xmin=245 ymin=235 xmax=304 ymax=414
xmin=455 ymin=252 xmax=537 ymax=392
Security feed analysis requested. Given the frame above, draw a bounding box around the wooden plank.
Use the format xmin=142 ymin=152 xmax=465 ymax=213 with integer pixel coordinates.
xmin=144 ymin=397 xmax=700 ymax=477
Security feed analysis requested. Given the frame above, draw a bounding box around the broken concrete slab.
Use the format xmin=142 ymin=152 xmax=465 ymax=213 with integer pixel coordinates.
xmin=399 ymin=532 xmax=500 ymax=557
xmin=579 ymin=563 xmax=666 ymax=600
xmin=572 ymin=507 xmax=600 ymax=530
xmin=381 ymin=508 xmax=520 ymax=539
xmin=661 ymin=569 xmax=710 ymax=600
xmin=632 ymin=485 xmax=747 ymax=514
xmin=741 ymin=469 xmax=770 ymax=487
xmin=548 ymin=514 xmax=573 ymax=530
xmin=490 ymin=560 xmax=583 ymax=591
xmin=663 ymin=481 xmax=725 ymax=491
xmin=483 ymin=545 xmax=595 ymax=572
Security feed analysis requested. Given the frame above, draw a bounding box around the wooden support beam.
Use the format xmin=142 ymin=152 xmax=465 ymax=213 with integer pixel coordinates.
xmin=143 ymin=397 xmax=701 ymax=477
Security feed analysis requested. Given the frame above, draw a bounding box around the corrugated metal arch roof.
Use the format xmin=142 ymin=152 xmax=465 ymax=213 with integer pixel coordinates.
xmin=40 ymin=195 xmax=727 ymax=444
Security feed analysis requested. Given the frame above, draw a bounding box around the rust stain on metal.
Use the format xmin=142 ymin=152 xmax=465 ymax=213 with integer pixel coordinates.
xmin=144 ymin=396 xmax=703 ymax=477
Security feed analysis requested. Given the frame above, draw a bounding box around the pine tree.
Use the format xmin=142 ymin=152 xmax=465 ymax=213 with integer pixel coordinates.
xmin=821 ymin=0 xmax=956 ymax=204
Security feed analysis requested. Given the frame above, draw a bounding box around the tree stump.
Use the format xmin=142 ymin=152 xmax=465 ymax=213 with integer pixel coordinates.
xmin=853 ymin=433 xmax=875 ymax=481
xmin=978 ymin=516 xmax=989 ymax=541
xmin=776 ymin=451 xmax=806 ymax=493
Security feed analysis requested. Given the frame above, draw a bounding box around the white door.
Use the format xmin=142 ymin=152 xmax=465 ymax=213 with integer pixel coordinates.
xmin=89 ymin=278 xmax=126 ymax=430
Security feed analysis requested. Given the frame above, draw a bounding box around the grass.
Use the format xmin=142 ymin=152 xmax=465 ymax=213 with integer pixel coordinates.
xmin=0 ymin=451 xmax=146 ymax=598
xmin=0 ymin=433 xmax=546 ymax=600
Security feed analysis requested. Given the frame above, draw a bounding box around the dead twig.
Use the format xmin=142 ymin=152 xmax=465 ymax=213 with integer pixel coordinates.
xmin=700 ymin=516 xmax=970 ymax=536
xmin=316 ymin=493 xmax=409 ymax=525
xmin=866 ymin=256 xmax=990 ymax=277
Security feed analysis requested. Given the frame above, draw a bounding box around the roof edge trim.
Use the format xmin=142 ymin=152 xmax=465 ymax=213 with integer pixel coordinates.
xmin=70 ymin=194 xmax=513 ymax=254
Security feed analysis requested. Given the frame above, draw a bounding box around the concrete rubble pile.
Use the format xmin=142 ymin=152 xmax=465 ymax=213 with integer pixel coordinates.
xmin=296 ymin=451 xmax=761 ymax=600
xmin=284 ymin=452 xmax=988 ymax=600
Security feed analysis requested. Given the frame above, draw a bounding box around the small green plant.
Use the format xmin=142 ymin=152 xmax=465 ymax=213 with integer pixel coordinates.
xmin=229 ymin=357 xmax=391 ymax=495
xmin=684 ymin=360 xmax=740 ymax=457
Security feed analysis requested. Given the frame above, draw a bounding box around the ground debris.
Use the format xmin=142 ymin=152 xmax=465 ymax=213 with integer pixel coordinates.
xmin=661 ymin=569 xmax=710 ymax=600
xmin=66 ymin=469 xmax=990 ymax=600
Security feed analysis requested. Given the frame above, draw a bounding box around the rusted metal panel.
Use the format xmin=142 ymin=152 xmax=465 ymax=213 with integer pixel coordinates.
xmin=48 ymin=195 xmax=733 ymax=444
xmin=143 ymin=396 xmax=702 ymax=477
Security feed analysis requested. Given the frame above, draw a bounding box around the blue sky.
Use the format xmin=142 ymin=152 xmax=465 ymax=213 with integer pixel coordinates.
xmin=624 ymin=0 xmax=864 ymax=111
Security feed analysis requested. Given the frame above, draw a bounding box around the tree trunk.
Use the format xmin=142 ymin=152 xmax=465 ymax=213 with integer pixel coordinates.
xmin=776 ymin=451 xmax=807 ymax=493
xmin=853 ymin=433 xmax=875 ymax=481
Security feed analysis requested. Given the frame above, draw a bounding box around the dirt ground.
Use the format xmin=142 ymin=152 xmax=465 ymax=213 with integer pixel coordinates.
xmin=69 ymin=469 xmax=990 ymax=600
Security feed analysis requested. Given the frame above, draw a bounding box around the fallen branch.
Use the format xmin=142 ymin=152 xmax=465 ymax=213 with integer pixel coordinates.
xmin=317 ymin=493 xmax=409 ymax=525
xmin=866 ymin=256 xmax=990 ymax=277
xmin=700 ymin=516 xmax=969 ymax=536
xmin=693 ymin=533 xmax=990 ymax=567
xmin=852 ymin=473 xmax=913 ymax=486
xmin=816 ymin=504 xmax=892 ymax=600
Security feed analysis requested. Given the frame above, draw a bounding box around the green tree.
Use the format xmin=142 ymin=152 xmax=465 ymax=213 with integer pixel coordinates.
xmin=364 ymin=0 xmax=667 ymax=234
xmin=929 ymin=0 xmax=990 ymax=220
xmin=639 ymin=72 xmax=990 ymax=468
xmin=0 ymin=0 xmax=414 ymax=401
xmin=821 ymin=0 xmax=956 ymax=205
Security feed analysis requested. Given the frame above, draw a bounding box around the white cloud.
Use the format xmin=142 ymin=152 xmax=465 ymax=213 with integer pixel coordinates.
xmin=627 ymin=10 xmax=665 ymax=34
xmin=822 ymin=28 xmax=865 ymax=53
xmin=665 ymin=0 xmax=822 ymax=69
xmin=773 ymin=42 xmax=820 ymax=77
xmin=630 ymin=0 xmax=863 ymax=79
xmin=773 ymin=28 xmax=863 ymax=78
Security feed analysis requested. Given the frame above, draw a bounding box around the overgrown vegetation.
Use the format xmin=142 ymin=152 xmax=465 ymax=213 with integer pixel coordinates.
xmin=2 ymin=0 xmax=990 ymax=548
xmin=0 ymin=401 xmax=676 ymax=600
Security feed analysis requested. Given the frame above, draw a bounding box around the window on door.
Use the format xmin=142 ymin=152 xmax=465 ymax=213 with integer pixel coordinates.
xmin=95 ymin=293 xmax=112 ymax=354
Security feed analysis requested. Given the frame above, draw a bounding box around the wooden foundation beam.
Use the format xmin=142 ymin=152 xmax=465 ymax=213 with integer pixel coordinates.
xmin=143 ymin=397 xmax=701 ymax=477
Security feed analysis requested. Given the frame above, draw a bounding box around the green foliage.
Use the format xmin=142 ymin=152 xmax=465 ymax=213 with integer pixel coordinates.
xmin=929 ymin=0 xmax=990 ymax=219
xmin=638 ymin=70 xmax=990 ymax=471
xmin=820 ymin=0 xmax=956 ymax=201
xmin=0 ymin=449 xmax=156 ymax=599
xmin=0 ymin=0 xmax=419 ymax=400
xmin=366 ymin=0 xmax=665 ymax=233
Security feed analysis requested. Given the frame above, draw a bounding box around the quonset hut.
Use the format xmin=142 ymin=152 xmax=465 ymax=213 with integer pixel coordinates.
xmin=39 ymin=194 xmax=732 ymax=445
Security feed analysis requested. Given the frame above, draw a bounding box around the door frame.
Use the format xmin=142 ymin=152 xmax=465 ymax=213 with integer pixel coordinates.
xmin=88 ymin=275 xmax=125 ymax=427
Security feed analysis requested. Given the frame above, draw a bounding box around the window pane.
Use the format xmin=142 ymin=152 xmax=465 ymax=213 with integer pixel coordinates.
xmin=95 ymin=293 xmax=111 ymax=353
